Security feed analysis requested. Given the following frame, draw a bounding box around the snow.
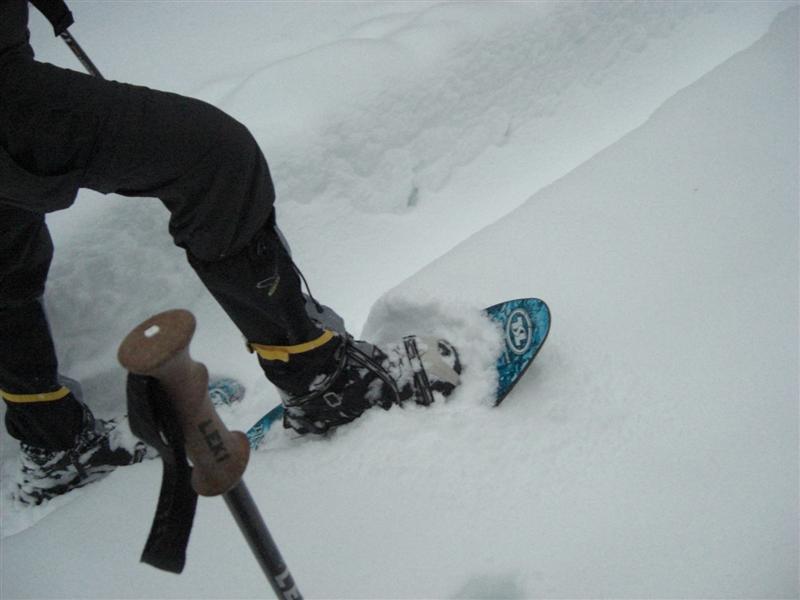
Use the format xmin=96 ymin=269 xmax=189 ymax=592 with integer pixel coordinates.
xmin=1 ymin=1 xmax=798 ymax=598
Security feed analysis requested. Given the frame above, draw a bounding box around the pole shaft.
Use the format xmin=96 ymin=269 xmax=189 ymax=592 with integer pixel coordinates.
xmin=224 ymin=483 xmax=303 ymax=600
xmin=59 ymin=30 xmax=104 ymax=79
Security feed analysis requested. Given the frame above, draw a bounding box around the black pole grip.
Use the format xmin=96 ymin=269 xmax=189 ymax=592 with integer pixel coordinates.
xmin=30 ymin=0 xmax=74 ymax=36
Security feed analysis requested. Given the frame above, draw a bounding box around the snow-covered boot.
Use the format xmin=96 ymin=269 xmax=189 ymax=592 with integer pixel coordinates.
xmin=14 ymin=403 xmax=154 ymax=506
xmin=253 ymin=330 xmax=462 ymax=435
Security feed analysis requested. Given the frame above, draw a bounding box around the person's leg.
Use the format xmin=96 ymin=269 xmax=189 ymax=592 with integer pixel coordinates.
xmin=2 ymin=51 xmax=321 ymax=343
xmin=187 ymin=214 xmax=324 ymax=347
xmin=1 ymin=52 xmax=345 ymax=434
xmin=0 ymin=205 xmax=151 ymax=505
xmin=1 ymin=52 xmax=459 ymax=447
xmin=0 ymin=205 xmax=85 ymax=449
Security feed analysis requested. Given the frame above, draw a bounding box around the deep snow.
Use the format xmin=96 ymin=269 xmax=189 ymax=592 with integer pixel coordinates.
xmin=1 ymin=2 xmax=797 ymax=599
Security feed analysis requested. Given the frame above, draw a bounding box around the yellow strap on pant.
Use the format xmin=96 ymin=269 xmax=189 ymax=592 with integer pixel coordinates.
xmin=1 ymin=386 xmax=71 ymax=403
xmin=248 ymin=330 xmax=335 ymax=363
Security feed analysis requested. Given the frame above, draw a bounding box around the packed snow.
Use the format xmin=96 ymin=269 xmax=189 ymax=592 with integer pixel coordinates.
xmin=1 ymin=2 xmax=797 ymax=599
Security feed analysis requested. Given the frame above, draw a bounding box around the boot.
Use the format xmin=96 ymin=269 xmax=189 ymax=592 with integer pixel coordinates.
xmin=14 ymin=402 xmax=154 ymax=505
xmin=253 ymin=330 xmax=462 ymax=435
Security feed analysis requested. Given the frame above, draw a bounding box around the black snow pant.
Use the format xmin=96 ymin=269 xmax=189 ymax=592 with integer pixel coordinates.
xmin=0 ymin=48 xmax=320 ymax=450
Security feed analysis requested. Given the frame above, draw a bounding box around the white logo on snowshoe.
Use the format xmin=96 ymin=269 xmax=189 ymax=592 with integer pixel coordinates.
xmin=506 ymin=309 xmax=533 ymax=355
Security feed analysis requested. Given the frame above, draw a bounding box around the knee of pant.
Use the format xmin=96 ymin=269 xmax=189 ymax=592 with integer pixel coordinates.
xmin=166 ymin=105 xmax=275 ymax=262
xmin=162 ymin=95 xmax=266 ymax=190
xmin=197 ymin=102 xmax=263 ymax=176
xmin=211 ymin=116 xmax=275 ymax=205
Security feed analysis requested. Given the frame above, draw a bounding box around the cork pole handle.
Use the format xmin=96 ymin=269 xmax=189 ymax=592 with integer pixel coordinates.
xmin=117 ymin=309 xmax=249 ymax=496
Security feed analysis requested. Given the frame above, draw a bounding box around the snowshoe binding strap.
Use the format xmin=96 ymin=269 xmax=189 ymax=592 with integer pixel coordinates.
xmin=402 ymin=336 xmax=435 ymax=406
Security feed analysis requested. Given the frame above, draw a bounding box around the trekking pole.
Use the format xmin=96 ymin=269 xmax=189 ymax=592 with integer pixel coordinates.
xmin=29 ymin=0 xmax=104 ymax=79
xmin=118 ymin=310 xmax=302 ymax=600
xmin=60 ymin=29 xmax=104 ymax=79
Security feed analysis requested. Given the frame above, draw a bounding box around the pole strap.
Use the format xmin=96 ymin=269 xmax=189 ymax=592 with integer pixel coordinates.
xmin=126 ymin=374 xmax=198 ymax=574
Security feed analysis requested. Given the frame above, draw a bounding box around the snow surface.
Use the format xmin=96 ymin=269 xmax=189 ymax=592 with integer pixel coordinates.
xmin=1 ymin=2 xmax=798 ymax=598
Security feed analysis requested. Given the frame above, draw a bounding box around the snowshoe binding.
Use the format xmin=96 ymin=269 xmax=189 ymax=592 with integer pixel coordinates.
xmin=14 ymin=403 xmax=154 ymax=506
xmin=253 ymin=330 xmax=461 ymax=435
